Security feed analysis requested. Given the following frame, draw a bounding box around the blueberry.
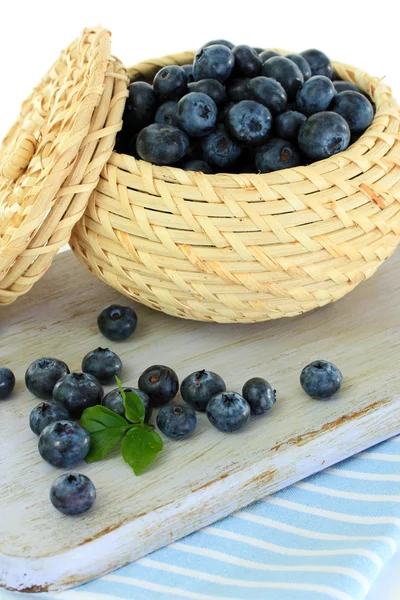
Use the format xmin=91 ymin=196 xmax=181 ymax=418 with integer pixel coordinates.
xmin=232 ymin=45 xmax=262 ymax=78
xmin=115 ymin=128 xmax=138 ymax=157
xmin=201 ymin=39 xmax=235 ymax=50
xmin=53 ymin=373 xmax=103 ymax=419
xmin=25 ymin=358 xmax=70 ymax=400
xmin=286 ymin=54 xmax=312 ymax=81
xmin=103 ymin=387 xmax=152 ymax=423
xmin=136 ymin=123 xmax=189 ymax=166
xmin=81 ymin=348 xmax=122 ymax=384
xmin=300 ymin=49 xmax=333 ymax=79
xmin=217 ymin=102 xmax=235 ymax=123
xmin=50 ymin=473 xmax=96 ymax=516
xmin=193 ymin=45 xmax=235 ymax=83
xmin=138 ymin=365 xmax=179 ymax=407
xmin=255 ymin=138 xmax=301 ymax=173
xmin=153 ymin=65 xmax=187 ymax=101
xmin=261 ymin=56 xmax=304 ymax=101
xmin=226 ymin=79 xmax=250 ymax=102
xmin=39 ymin=420 xmax=91 ymax=468
xmin=188 ymin=79 xmax=226 ymax=106
xmin=206 ymin=392 xmax=250 ymax=433
xmin=274 ymin=111 xmax=306 ymax=141
xmin=330 ymin=91 xmax=374 ymax=133
xmin=177 ymin=92 xmax=217 ymax=137
xmin=97 ymin=304 xmax=138 ymax=341
xmin=300 ymin=360 xmax=342 ymax=400
xmin=253 ymin=47 xmax=265 ymax=54
xmin=181 ymin=159 xmax=213 ymax=173
xmin=155 ymin=101 xmax=179 ymax=127
xmin=247 ymin=77 xmax=287 ymax=115
xmin=226 ymin=100 xmax=272 ymax=146
xmin=296 ymin=76 xmax=336 ymax=116
xmin=0 ymin=367 xmax=15 ymax=400
xmin=259 ymin=50 xmax=280 ymax=63
xmin=123 ymin=82 xmax=158 ymax=133
xmin=30 ymin=401 xmax=70 ymax=436
xmin=200 ymin=127 xmax=242 ymax=169
xmin=181 ymin=370 xmax=226 ymax=411
xmin=181 ymin=64 xmax=194 ymax=82
xmin=298 ymin=112 xmax=350 ymax=161
xmin=157 ymin=404 xmax=197 ymax=439
xmin=333 ymin=80 xmax=363 ymax=94
xmin=242 ymin=378 xmax=276 ymax=415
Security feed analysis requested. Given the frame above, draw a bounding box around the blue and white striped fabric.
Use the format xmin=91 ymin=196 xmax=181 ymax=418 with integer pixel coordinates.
xmin=45 ymin=436 xmax=400 ymax=600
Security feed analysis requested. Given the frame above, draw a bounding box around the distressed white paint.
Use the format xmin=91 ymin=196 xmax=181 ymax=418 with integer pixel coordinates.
xmin=0 ymin=249 xmax=399 ymax=593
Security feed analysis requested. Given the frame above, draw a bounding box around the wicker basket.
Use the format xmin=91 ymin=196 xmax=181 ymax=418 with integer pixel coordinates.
xmin=69 ymin=51 xmax=400 ymax=323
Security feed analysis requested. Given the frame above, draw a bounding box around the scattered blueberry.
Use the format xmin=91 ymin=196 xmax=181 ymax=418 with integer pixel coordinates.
xmin=286 ymin=54 xmax=312 ymax=81
xmin=226 ymin=79 xmax=250 ymax=103
xmin=97 ymin=304 xmax=138 ymax=341
xmin=206 ymin=392 xmax=250 ymax=433
xmin=330 ymin=91 xmax=374 ymax=133
xmin=138 ymin=365 xmax=179 ymax=407
xmin=38 ymin=420 xmax=91 ymax=468
xmin=193 ymin=45 xmax=235 ymax=83
xmin=25 ymin=358 xmax=70 ymax=400
xmin=177 ymin=92 xmax=217 ymax=137
xmin=226 ymin=100 xmax=272 ymax=146
xmin=247 ymin=77 xmax=287 ymax=115
xmin=259 ymin=50 xmax=280 ymax=63
xmin=103 ymin=387 xmax=152 ymax=423
xmin=188 ymin=79 xmax=226 ymax=106
xmin=122 ymin=82 xmax=158 ymax=133
xmin=181 ymin=159 xmax=213 ymax=173
xmin=50 ymin=473 xmax=96 ymax=516
xmin=201 ymin=39 xmax=235 ymax=50
xmin=29 ymin=401 xmax=70 ymax=436
xmin=155 ymin=101 xmax=179 ymax=127
xmin=298 ymin=112 xmax=350 ymax=161
xmin=242 ymin=377 xmax=276 ymax=415
xmin=81 ymin=348 xmax=122 ymax=384
xmin=157 ymin=404 xmax=197 ymax=440
xmin=153 ymin=65 xmax=188 ymax=101
xmin=274 ymin=111 xmax=306 ymax=141
xmin=253 ymin=47 xmax=265 ymax=55
xmin=262 ymin=56 xmax=304 ymax=100
xmin=136 ymin=123 xmax=189 ymax=165
xmin=255 ymin=138 xmax=301 ymax=173
xmin=0 ymin=367 xmax=15 ymax=400
xmin=232 ymin=45 xmax=262 ymax=78
xmin=201 ymin=127 xmax=242 ymax=169
xmin=300 ymin=49 xmax=334 ymax=79
xmin=300 ymin=360 xmax=343 ymax=400
xmin=296 ymin=76 xmax=336 ymax=116
xmin=53 ymin=373 xmax=103 ymax=419
xmin=181 ymin=370 xmax=226 ymax=411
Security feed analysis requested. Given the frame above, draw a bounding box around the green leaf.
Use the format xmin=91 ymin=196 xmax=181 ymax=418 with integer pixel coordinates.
xmin=121 ymin=426 xmax=163 ymax=475
xmin=124 ymin=391 xmax=145 ymax=425
xmin=80 ymin=405 xmax=130 ymax=463
xmin=115 ymin=375 xmax=145 ymax=424
xmin=85 ymin=429 xmax=126 ymax=462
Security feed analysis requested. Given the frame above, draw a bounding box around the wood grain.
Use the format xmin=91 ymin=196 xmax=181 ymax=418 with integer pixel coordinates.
xmin=1 ymin=249 xmax=399 ymax=592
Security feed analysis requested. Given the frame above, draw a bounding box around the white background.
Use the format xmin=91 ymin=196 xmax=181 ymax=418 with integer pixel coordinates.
xmin=0 ymin=0 xmax=398 ymax=598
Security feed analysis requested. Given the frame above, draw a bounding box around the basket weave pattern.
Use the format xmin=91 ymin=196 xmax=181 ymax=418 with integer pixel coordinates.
xmin=0 ymin=27 xmax=128 ymax=305
xmin=70 ymin=51 xmax=400 ymax=323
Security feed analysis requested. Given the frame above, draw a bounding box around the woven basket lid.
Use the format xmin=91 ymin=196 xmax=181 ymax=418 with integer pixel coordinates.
xmin=0 ymin=26 xmax=128 ymax=305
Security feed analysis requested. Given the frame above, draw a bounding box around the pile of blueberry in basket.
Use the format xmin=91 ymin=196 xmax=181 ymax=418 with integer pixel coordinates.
xmin=116 ymin=40 xmax=375 ymax=174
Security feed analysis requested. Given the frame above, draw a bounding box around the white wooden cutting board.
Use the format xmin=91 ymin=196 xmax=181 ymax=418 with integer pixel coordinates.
xmin=1 ymin=249 xmax=400 ymax=593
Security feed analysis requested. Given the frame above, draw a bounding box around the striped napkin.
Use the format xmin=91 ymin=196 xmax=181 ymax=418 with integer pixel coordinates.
xmin=38 ymin=434 xmax=400 ymax=600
